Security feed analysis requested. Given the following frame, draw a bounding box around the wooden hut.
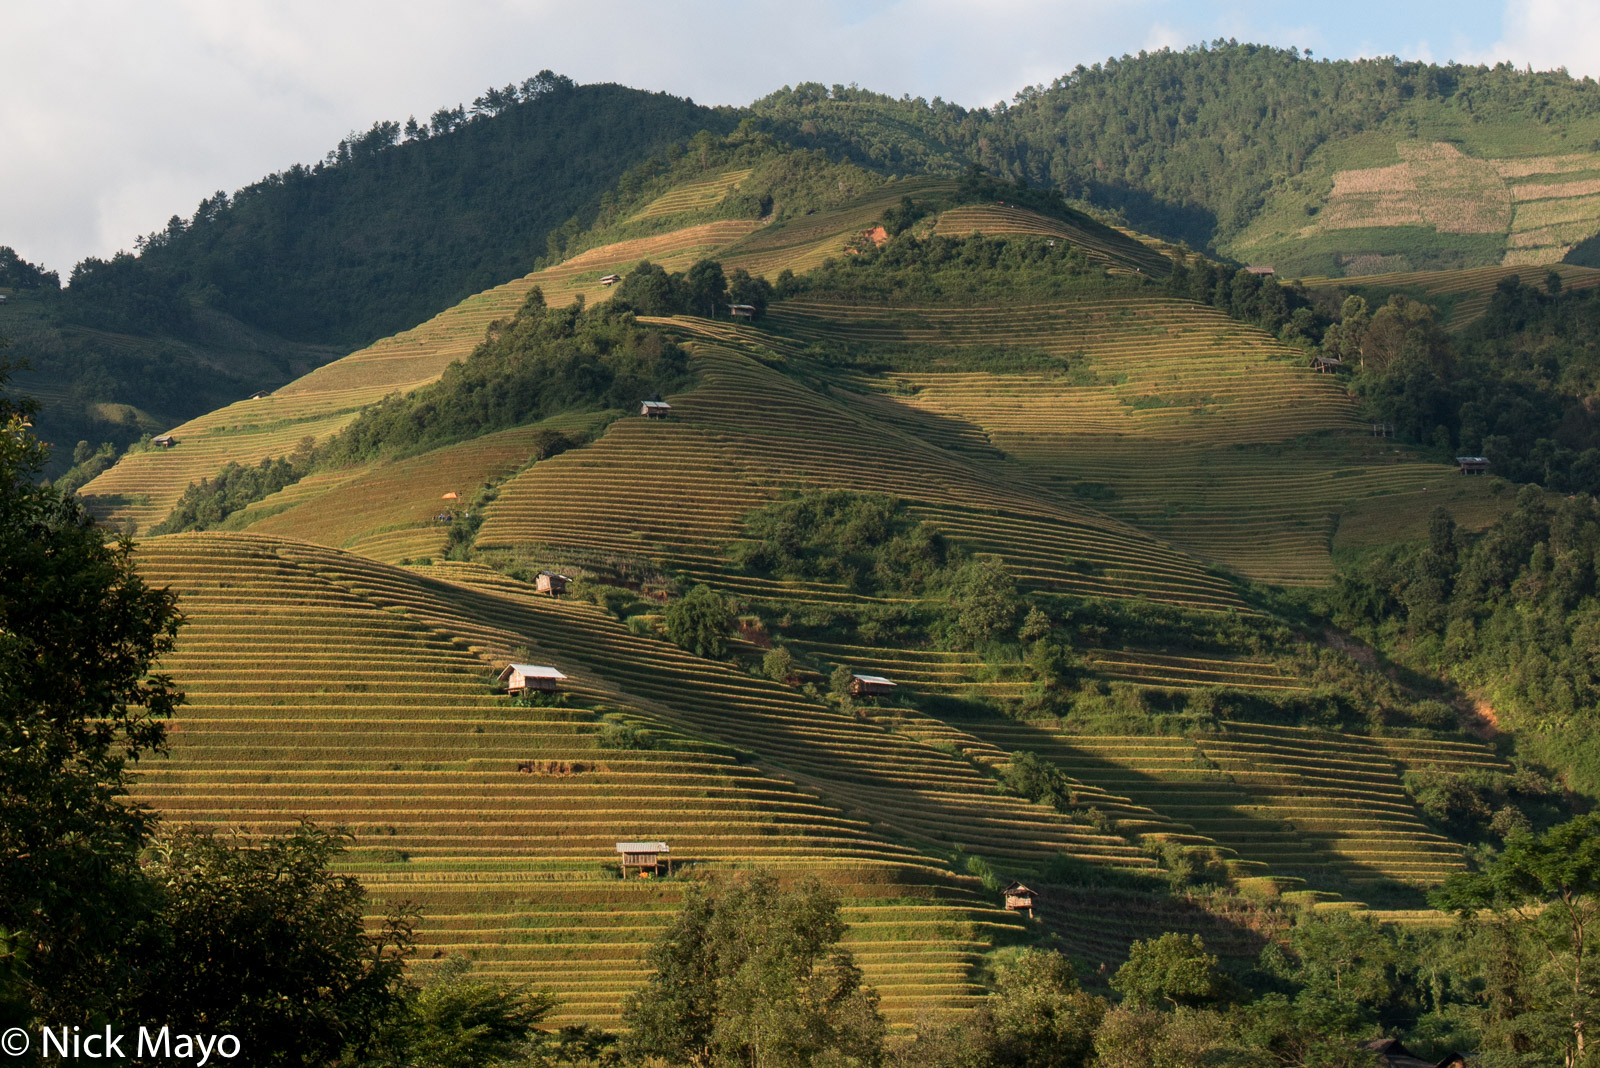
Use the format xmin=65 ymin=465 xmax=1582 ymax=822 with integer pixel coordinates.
xmin=849 ymin=674 xmax=896 ymax=698
xmin=536 ymin=571 xmax=569 ymax=597
xmin=151 ymin=434 xmax=177 ymax=448
xmin=599 ymin=273 xmax=621 ymax=287
xmin=498 ymin=663 xmax=567 ymax=695
xmin=640 ymin=400 xmax=672 ymax=419
xmin=1002 ymin=881 xmax=1038 ymax=918
xmin=1310 ymin=354 xmax=1342 ymax=373
xmin=728 ymin=303 xmax=757 ymax=320
xmin=616 ymin=841 xmax=671 ymax=878
xmin=1456 ymin=456 xmax=1490 ymax=475
xmin=248 ymin=390 xmax=271 ymax=399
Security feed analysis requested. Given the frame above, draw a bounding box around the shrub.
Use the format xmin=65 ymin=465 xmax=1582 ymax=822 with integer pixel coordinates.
xmin=664 ymin=585 xmax=734 ymax=658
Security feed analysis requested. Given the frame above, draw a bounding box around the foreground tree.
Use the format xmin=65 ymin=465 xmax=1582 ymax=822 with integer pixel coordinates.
xmin=986 ymin=949 xmax=1101 ymax=1068
xmin=378 ymin=956 xmax=555 ymax=1068
xmin=1433 ymin=814 xmax=1600 ymax=1068
xmin=1112 ymin=933 xmax=1224 ymax=1011
xmin=621 ymin=871 xmax=885 ymax=1068
xmin=0 ymin=352 xmax=182 ymax=1021
xmin=132 ymin=826 xmax=416 ymax=1065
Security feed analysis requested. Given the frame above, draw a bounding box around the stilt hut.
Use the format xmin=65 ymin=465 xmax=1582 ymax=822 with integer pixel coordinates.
xmin=536 ymin=571 xmax=570 ymax=597
xmin=151 ymin=434 xmax=177 ymax=448
xmin=498 ymin=663 xmax=567 ymax=695
xmin=616 ymin=841 xmax=671 ymax=878
xmin=1002 ymin=881 xmax=1038 ymax=918
xmin=640 ymin=400 xmax=672 ymax=418
xmin=1456 ymin=456 xmax=1490 ymax=475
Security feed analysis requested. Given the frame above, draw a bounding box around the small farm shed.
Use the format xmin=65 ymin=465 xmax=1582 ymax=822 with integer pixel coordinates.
xmin=849 ymin=674 xmax=896 ymax=698
xmin=1244 ymin=265 xmax=1275 ymax=275
xmin=640 ymin=400 xmax=672 ymax=419
xmin=1310 ymin=355 xmax=1342 ymax=373
xmin=1361 ymin=1038 xmax=1464 ymax=1068
xmin=728 ymin=303 xmax=757 ymax=320
xmin=151 ymin=434 xmax=177 ymax=448
xmin=1002 ymin=881 xmax=1038 ymax=917
xmin=498 ymin=663 xmax=567 ymax=695
xmin=248 ymin=389 xmax=270 ymax=400
xmin=616 ymin=841 xmax=671 ymax=877
xmin=1456 ymin=456 xmax=1490 ymax=475
xmin=536 ymin=571 xmax=570 ymax=597
xmin=600 ymin=273 xmax=621 ymax=287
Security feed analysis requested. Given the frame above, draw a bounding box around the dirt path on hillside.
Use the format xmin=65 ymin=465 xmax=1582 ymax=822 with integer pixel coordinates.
xmin=1462 ymin=696 xmax=1501 ymax=740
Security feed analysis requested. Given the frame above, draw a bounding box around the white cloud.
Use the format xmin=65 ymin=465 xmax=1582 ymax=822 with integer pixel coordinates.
xmin=1454 ymin=0 xmax=1600 ymax=73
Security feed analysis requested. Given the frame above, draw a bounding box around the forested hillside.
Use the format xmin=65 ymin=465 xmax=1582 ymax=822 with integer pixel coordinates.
xmin=752 ymin=45 xmax=1600 ymax=273
xmin=0 ymin=75 xmax=731 ymax=476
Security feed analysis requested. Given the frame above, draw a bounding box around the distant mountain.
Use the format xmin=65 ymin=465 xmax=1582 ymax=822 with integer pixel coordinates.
xmin=18 ymin=46 xmax=1600 ymax=477
xmin=751 ymin=45 xmax=1600 ymax=276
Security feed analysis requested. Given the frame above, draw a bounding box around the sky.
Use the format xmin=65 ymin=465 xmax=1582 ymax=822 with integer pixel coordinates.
xmin=3 ymin=0 xmax=1598 ymax=276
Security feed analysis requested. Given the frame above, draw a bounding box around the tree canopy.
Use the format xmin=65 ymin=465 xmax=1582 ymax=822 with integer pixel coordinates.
xmin=621 ymin=872 xmax=885 ymax=1068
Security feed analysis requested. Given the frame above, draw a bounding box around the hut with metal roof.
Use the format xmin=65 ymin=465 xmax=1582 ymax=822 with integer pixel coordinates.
xmin=498 ymin=663 xmax=568 ymax=695
xmin=616 ymin=840 xmax=671 ymax=877
xmin=640 ymin=400 xmax=672 ymax=419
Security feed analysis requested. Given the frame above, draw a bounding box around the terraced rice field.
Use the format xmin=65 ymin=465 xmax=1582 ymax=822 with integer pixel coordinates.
xmin=758 ymin=296 xmax=1499 ymax=584
xmin=627 ymin=168 xmax=752 ymax=221
xmin=966 ymin=720 xmax=1504 ymax=890
xmin=1299 ymin=261 xmax=1600 ymax=328
xmin=1305 ymin=142 xmax=1600 ymax=265
xmin=717 ymin=179 xmax=952 ymax=279
xmin=78 ymin=220 xmax=763 ymax=534
xmin=475 ymin=337 xmax=1245 ymax=612
xmin=237 ymin=412 xmax=612 ymax=563
xmin=132 ymin=532 xmax=1073 ymax=1026
xmin=788 ymin=639 xmax=1306 ymax=702
xmin=522 ymin=220 xmax=763 ymax=308
xmin=931 ymin=204 xmax=1170 ymax=274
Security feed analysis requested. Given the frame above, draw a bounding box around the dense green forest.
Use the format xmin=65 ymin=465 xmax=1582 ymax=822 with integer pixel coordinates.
xmin=1331 ymin=492 xmax=1600 ymax=794
xmin=0 ymin=77 xmax=727 ymax=476
xmin=92 ymin=75 xmax=735 ymax=346
xmin=324 ymin=289 xmax=687 ymax=464
xmin=753 ymin=43 xmax=1600 ymax=253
